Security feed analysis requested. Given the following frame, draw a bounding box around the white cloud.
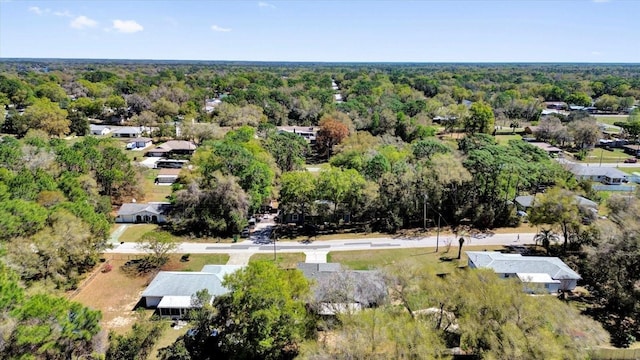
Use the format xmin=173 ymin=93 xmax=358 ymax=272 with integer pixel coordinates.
xmin=211 ymin=24 xmax=231 ymax=32
xmin=258 ymin=1 xmax=276 ymax=8
xmin=28 ymin=6 xmax=43 ymax=15
xmin=54 ymin=10 xmax=73 ymax=17
xmin=70 ymin=15 xmax=98 ymax=29
xmin=592 ymin=0 xmax=611 ymax=3
xmin=112 ymin=19 xmax=144 ymax=33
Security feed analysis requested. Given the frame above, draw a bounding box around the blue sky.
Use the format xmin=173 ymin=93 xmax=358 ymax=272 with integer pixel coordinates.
xmin=0 ymin=0 xmax=638 ymax=62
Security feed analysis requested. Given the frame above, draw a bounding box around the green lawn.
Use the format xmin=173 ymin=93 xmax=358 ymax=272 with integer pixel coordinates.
xmin=250 ymin=253 xmax=306 ymax=269
xmin=582 ymin=148 xmax=632 ymax=163
xmin=620 ymin=167 xmax=640 ymax=174
xmin=328 ymin=245 xmax=505 ymax=272
xmin=172 ymin=253 xmax=230 ymax=271
xmin=594 ymin=115 xmax=628 ymax=126
xmin=117 ymin=224 xmax=159 ymax=242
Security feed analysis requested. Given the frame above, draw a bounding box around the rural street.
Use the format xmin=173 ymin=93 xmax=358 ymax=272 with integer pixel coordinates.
xmin=106 ymin=231 xmax=533 ymax=255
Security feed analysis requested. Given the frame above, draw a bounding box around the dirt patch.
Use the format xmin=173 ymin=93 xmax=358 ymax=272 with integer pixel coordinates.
xmin=72 ymin=256 xmax=156 ymax=334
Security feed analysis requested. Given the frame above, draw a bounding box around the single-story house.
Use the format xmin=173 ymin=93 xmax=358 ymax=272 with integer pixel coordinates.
xmin=145 ymin=140 xmax=197 ymax=157
xmin=142 ymin=265 xmax=243 ymax=319
xmin=514 ymin=195 xmax=597 ymax=211
xmin=277 ymin=126 xmax=319 ymax=144
xmin=527 ymin=142 xmax=563 ymax=156
xmin=89 ymin=125 xmax=111 ymax=136
xmin=466 ymin=251 xmax=581 ymax=293
xmin=155 ymin=168 xmax=181 ymax=185
xmin=112 ymin=126 xmax=145 ymax=138
xmin=297 ymin=263 xmax=387 ymax=316
xmin=115 ymin=202 xmax=172 ymax=223
xmin=565 ymin=164 xmax=627 ymax=185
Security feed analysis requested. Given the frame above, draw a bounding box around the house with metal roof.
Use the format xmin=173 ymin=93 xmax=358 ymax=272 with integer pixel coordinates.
xmin=277 ymin=126 xmax=319 ymax=144
xmin=89 ymin=124 xmax=111 ymax=136
xmin=115 ymin=202 xmax=172 ymax=223
xmin=564 ymin=164 xmax=627 ymax=185
xmin=112 ymin=126 xmax=145 ymax=138
xmin=142 ymin=265 xmax=243 ymax=319
xmin=466 ymin=251 xmax=581 ymax=293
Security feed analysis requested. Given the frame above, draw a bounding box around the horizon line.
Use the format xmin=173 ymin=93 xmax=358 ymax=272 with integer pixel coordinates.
xmin=1 ymin=57 xmax=639 ymax=65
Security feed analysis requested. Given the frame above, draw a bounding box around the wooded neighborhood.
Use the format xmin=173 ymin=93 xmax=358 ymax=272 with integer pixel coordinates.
xmin=1 ymin=58 xmax=640 ymax=359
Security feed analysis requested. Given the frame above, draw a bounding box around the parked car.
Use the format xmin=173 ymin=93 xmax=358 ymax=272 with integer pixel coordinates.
xmin=624 ymin=158 xmax=638 ymax=163
xmin=241 ymin=227 xmax=250 ymax=238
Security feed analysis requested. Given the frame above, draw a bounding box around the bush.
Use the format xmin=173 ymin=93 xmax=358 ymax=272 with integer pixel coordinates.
xmin=101 ymin=263 xmax=113 ymax=273
xmin=180 ymin=254 xmax=190 ymax=262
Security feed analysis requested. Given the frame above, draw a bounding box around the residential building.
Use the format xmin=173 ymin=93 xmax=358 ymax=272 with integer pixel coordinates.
xmin=145 ymin=140 xmax=197 ymax=157
xmin=565 ymin=164 xmax=627 ymax=185
xmin=142 ymin=265 xmax=243 ymax=319
xmin=514 ymin=195 xmax=597 ymax=211
xmin=466 ymin=251 xmax=581 ymax=293
xmin=115 ymin=202 xmax=172 ymax=223
xmin=527 ymin=142 xmax=563 ymax=156
xmin=297 ymin=263 xmax=387 ymax=316
xmin=112 ymin=126 xmax=145 ymax=138
xmin=277 ymin=126 xmax=319 ymax=144
xmin=89 ymin=124 xmax=111 ymax=136
xmin=623 ymin=145 xmax=640 ymax=157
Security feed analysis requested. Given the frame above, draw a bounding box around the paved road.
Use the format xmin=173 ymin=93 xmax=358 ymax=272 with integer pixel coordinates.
xmin=106 ymin=232 xmax=532 ymax=255
xmin=558 ymin=158 xmax=639 ymax=168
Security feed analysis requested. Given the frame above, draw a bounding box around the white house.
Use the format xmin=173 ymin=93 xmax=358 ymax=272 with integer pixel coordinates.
xmin=466 ymin=251 xmax=581 ymax=293
xmin=154 ymin=168 xmax=181 ymax=185
xmin=113 ymin=126 xmax=149 ymax=138
xmin=89 ymin=125 xmax=111 ymax=136
xmin=565 ymin=164 xmax=627 ymax=185
xmin=115 ymin=202 xmax=172 ymax=223
xmin=142 ymin=265 xmax=243 ymax=319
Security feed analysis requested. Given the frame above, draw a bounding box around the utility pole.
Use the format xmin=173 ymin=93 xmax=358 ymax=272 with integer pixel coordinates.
xmin=423 ymin=194 xmax=427 ymax=231
xmin=436 ymin=214 xmax=440 ymax=253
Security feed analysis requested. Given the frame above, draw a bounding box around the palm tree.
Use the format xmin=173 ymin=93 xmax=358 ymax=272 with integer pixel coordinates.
xmin=534 ymin=228 xmax=559 ymax=253
xmin=454 ymin=226 xmax=470 ymax=260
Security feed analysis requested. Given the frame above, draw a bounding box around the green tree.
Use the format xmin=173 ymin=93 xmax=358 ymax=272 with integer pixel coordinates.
xmin=528 ymin=188 xmax=582 ymax=251
xmin=6 ymin=294 xmax=101 ymax=359
xmin=22 ymin=98 xmax=70 ymax=137
xmin=534 ymin=228 xmax=559 ymax=253
xmin=279 ymin=171 xmax=316 ymax=222
xmin=210 ymin=261 xmax=312 ymax=360
xmin=464 ymin=101 xmax=495 ymax=135
xmin=265 ymin=131 xmax=309 ymax=172
xmin=137 ymin=230 xmax=179 ymax=267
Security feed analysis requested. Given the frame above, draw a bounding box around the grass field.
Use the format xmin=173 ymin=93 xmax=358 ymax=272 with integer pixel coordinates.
xmin=250 ymin=253 xmax=306 ymax=269
xmin=163 ymin=253 xmax=230 ymax=271
xmin=594 ymin=115 xmax=629 ymax=125
xmin=620 ymin=167 xmax=640 ymax=174
xmin=118 ymin=224 xmax=159 ymax=242
xmin=582 ymin=148 xmax=632 ymax=163
xmin=328 ymin=245 xmax=505 ymax=272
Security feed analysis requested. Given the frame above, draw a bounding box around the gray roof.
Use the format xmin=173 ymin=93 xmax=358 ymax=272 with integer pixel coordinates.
xmin=566 ymin=164 xmax=627 ymax=179
xmin=515 ymin=195 xmax=597 ymax=209
xmin=112 ymin=126 xmax=143 ymax=135
xmin=117 ymin=202 xmax=172 ymax=216
xmin=152 ymin=140 xmax=197 ymax=152
xmin=201 ymin=265 xmax=244 ymax=281
xmin=297 ymin=263 xmax=386 ymax=306
xmin=141 ymin=271 xmax=228 ymax=298
xmin=466 ymin=252 xmax=581 ymax=280
xmin=89 ymin=125 xmax=110 ymax=131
